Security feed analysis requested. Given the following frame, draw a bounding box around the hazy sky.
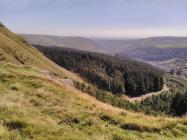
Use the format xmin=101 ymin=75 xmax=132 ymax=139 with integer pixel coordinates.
xmin=1 ymin=0 xmax=187 ymax=38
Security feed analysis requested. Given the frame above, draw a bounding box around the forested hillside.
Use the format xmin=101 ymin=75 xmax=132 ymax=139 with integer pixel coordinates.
xmin=35 ymin=45 xmax=164 ymax=96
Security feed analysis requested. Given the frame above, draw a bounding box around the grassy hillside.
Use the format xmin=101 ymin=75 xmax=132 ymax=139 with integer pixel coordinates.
xmin=0 ymin=24 xmax=81 ymax=82
xmin=21 ymin=34 xmax=100 ymax=52
xmin=0 ymin=63 xmax=186 ymax=140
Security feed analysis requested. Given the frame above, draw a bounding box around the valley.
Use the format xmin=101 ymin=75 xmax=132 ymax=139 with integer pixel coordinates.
xmin=0 ymin=24 xmax=186 ymax=139
xmin=22 ymin=34 xmax=187 ymax=78
xmin=34 ymin=45 xmax=186 ymax=117
xmin=1 ymin=0 xmax=187 ymax=139
xmin=147 ymin=58 xmax=187 ymax=78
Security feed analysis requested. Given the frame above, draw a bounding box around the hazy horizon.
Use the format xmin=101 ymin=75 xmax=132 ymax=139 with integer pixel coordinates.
xmin=20 ymin=33 xmax=187 ymax=40
xmin=1 ymin=0 xmax=187 ymax=38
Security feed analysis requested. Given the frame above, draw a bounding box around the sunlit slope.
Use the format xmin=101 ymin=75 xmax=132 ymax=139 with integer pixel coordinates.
xmin=0 ymin=63 xmax=186 ymax=140
xmin=0 ymin=23 xmax=81 ymax=81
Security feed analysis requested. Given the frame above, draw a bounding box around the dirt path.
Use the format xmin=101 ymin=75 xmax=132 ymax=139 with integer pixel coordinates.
xmin=123 ymin=84 xmax=169 ymax=102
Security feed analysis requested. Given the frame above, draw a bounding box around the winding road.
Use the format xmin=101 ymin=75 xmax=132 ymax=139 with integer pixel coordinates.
xmin=123 ymin=84 xmax=169 ymax=102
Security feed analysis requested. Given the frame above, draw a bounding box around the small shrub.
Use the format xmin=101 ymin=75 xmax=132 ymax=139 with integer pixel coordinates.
xmin=100 ymin=115 xmax=118 ymax=125
xmin=58 ymin=117 xmax=80 ymax=125
xmin=29 ymin=98 xmax=42 ymax=106
xmin=120 ymin=123 xmax=160 ymax=133
xmin=112 ymin=133 xmax=124 ymax=140
xmin=4 ymin=120 xmax=27 ymax=131
xmin=27 ymin=81 xmax=43 ymax=89
xmin=9 ymin=84 xmax=19 ymax=91
xmin=120 ymin=112 xmax=127 ymax=117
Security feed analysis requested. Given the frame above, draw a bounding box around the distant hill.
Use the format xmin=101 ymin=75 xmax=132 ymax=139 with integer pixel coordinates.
xmin=140 ymin=36 xmax=187 ymax=47
xmin=94 ymin=37 xmax=187 ymax=61
xmin=21 ymin=34 xmax=187 ymax=57
xmin=21 ymin=34 xmax=100 ymax=52
xmin=95 ymin=36 xmax=187 ymax=54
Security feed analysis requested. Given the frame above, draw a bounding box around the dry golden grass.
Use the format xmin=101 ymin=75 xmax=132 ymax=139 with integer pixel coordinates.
xmin=0 ymin=63 xmax=186 ymax=140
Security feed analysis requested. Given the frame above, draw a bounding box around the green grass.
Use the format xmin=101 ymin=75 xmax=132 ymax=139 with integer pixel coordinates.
xmin=0 ymin=64 xmax=186 ymax=140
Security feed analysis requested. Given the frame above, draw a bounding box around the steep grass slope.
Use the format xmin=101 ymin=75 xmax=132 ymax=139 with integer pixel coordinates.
xmin=0 ymin=24 xmax=81 ymax=81
xmin=0 ymin=63 xmax=186 ymax=140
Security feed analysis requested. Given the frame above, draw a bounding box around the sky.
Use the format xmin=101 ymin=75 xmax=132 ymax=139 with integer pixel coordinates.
xmin=1 ymin=0 xmax=187 ymax=38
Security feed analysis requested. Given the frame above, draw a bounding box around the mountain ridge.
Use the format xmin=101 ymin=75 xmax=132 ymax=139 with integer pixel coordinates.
xmin=21 ymin=34 xmax=100 ymax=52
